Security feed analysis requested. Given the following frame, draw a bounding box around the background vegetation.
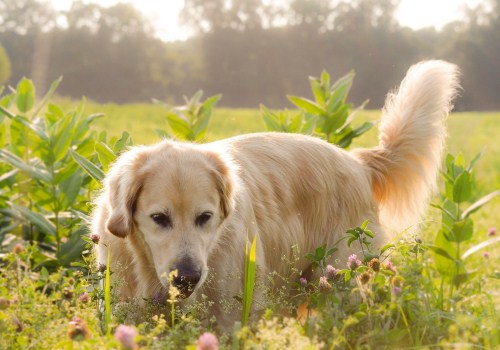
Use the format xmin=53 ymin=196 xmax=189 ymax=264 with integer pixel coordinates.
xmin=0 ymin=0 xmax=499 ymax=110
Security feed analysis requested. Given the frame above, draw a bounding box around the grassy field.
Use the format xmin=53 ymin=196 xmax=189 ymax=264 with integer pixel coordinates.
xmin=2 ymin=96 xmax=500 ymax=349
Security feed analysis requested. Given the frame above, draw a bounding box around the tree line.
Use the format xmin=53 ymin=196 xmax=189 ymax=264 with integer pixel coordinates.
xmin=0 ymin=0 xmax=499 ymax=110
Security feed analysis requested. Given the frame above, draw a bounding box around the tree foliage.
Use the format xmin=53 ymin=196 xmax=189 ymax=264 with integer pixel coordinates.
xmin=0 ymin=0 xmax=498 ymax=110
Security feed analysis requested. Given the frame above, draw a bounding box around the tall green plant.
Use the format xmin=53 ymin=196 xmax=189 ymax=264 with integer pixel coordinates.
xmin=261 ymin=70 xmax=372 ymax=148
xmin=430 ymin=153 xmax=500 ymax=306
xmin=155 ymin=91 xmax=221 ymax=142
xmin=0 ymin=77 xmax=129 ymax=269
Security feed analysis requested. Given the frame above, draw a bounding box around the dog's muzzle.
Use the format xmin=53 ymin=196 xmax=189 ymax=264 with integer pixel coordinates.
xmin=170 ymin=258 xmax=202 ymax=299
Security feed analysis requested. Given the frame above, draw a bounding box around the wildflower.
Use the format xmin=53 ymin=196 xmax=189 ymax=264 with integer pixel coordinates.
xmin=392 ymin=286 xmax=402 ymax=296
xmin=384 ymin=260 xmax=397 ymax=273
xmin=318 ymin=276 xmax=332 ymax=293
xmin=68 ymin=317 xmax=90 ymax=341
xmin=368 ymin=258 xmax=381 ymax=272
xmin=197 ymin=332 xmax=219 ymax=350
xmin=359 ymin=272 xmax=371 ymax=285
xmin=487 ymin=227 xmax=497 ymax=236
xmin=90 ymin=233 xmax=100 ymax=244
xmin=299 ymin=277 xmax=308 ymax=287
xmin=347 ymin=254 xmax=361 ymax=270
xmin=67 ymin=277 xmax=75 ymax=285
xmin=0 ymin=297 xmax=9 ymax=310
xmin=483 ymin=251 xmax=490 ymax=259
xmin=114 ymin=325 xmax=138 ymax=350
xmin=63 ymin=287 xmax=73 ymax=300
xmin=12 ymin=243 xmax=24 ymax=254
xmin=325 ymin=265 xmax=338 ymax=279
xmin=78 ymin=292 xmax=90 ymax=303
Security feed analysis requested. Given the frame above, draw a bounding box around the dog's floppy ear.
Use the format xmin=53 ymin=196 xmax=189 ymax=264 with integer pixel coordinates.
xmin=205 ymin=151 xmax=236 ymax=220
xmin=104 ymin=147 xmax=149 ymax=238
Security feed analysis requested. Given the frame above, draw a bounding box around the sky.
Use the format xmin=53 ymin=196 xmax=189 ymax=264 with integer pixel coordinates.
xmin=52 ymin=0 xmax=487 ymax=42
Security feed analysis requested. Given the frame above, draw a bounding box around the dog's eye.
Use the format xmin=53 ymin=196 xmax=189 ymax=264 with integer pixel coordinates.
xmin=151 ymin=213 xmax=172 ymax=229
xmin=195 ymin=211 xmax=213 ymax=227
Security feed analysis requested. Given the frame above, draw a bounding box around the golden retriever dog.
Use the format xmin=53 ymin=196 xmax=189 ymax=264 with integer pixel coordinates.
xmin=91 ymin=60 xmax=459 ymax=327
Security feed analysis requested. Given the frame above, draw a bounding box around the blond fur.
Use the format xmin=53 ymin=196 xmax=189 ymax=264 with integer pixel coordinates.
xmin=91 ymin=60 xmax=459 ymax=327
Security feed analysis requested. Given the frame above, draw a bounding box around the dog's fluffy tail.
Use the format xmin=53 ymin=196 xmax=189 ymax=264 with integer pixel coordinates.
xmin=354 ymin=60 xmax=460 ymax=234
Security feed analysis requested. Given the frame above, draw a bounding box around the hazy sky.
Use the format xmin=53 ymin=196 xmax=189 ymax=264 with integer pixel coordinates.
xmin=52 ymin=0 xmax=487 ymax=41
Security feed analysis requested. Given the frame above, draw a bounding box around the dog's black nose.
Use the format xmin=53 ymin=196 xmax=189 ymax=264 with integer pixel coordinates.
xmin=171 ymin=260 xmax=201 ymax=298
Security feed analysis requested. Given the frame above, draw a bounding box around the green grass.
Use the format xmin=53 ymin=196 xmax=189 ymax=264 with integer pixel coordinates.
xmin=2 ymin=98 xmax=499 ymax=349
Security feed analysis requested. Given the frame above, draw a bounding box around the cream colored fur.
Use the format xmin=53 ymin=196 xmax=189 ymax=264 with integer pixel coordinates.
xmin=91 ymin=60 xmax=459 ymax=327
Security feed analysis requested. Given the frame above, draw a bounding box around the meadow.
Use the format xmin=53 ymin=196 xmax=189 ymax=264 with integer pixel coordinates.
xmin=1 ymin=81 xmax=499 ymax=349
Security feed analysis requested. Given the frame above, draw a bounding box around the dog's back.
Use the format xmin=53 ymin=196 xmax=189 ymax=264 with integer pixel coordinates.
xmin=214 ymin=60 xmax=459 ymax=274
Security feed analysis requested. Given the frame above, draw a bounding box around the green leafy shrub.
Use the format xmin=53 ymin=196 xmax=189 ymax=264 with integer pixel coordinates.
xmin=0 ymin=77 xmax=131 ymax=270
xmin=155 ymin=90 xmax=221 ymax=141
xmin=261 ymin=70 xmax=372 ymax=148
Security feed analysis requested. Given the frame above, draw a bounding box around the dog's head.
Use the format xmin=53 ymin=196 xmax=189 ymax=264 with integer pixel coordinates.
xmin=103 ymin=141 xmax=236 ymax=298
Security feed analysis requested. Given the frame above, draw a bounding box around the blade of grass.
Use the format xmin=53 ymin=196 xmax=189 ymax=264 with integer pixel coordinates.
xmin=242 ymin=234 xmax=257 ymax=326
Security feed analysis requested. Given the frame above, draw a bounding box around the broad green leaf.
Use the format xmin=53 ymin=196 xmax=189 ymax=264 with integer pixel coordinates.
xmin=453 ymin=171 xmax=472 ymax=203
xmin=336 ymin=121 xmax=374 ymax=148
xmin=289 ymin=112 xmax=303 ymax=133
xmin=12 ymin=204 xmax=57 ymax=235
xmin=54 ymin=162 xmax=78 ymax=184
xmin=462 ymin=189 xmax=500 ymax=219
xmin=113 ymin=131 xmax=132 ymax=153
xmin=52 ymin=115 xmax=75 ymax=161
xmin=467 ymin=151 xmax=483 ymax=172
xmin=166 ymin=111 xmax=191 ymax=140
xmin=320 ymin=70 xmax=330 ymax=90
xmin=380 ymin=243 xmax=395 ymax=255
xmin=261 ymin=105 xmax=283 ymax=131
xmin=13 ymin=115 xmax=48 ymax=141
xmin=361 ymin=219 xmax=369 ymax=230
xmin=287 ymin=95 xmax=325 ymax=116
xmin=448 ymin=218 xmax=473 ymax=243
xmin=73 ymin=113 xmax=103 ymax=142
xmin=462 ymin=236 xmax=500 ymax=260
xmin=60 ymin=171 xmax=84 ymax=208
xmin=309 ymin=77 xmax=325 ymax=107
xmin=33 ymin=76 xmax=62 ymax=117
xmin=16 ymin=78 xmax=36 ymax=113
xmin=327 ymin=71 xmax=354 ymax=112
xmin=0 ymin=92 xmax=15 ymax=109
xmin=70 ymin=150 xmax=104 ymax=182
xmin=193 ymin=113 xmax=211 ymax=140
xmin=431 ymin=230 xmax=458 ymax=277
xmin=454 ymin=153 xmax=465 ymax=174
xmin=302 ymin=114 xmax=318 ymax=135
xmin=441 ymin=198 xmax=458 ymax=230
xmin=199 ymin=94 xmax=221 ymax=118
xmin=0 ymin=149 xmax=51 ymax=182
xmin=95 ymin=142 xmax=116 ymax=172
